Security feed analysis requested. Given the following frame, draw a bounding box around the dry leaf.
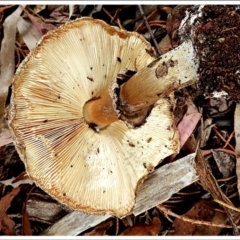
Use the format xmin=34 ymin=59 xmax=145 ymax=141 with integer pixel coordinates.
xmin=84 ymin=219 xmax=114 ymax=236
xmin=120 ymin=217 xmax=161 ymax=236
xmin=17 ymin=16 xmax=42 ymax=50
xmin=234 ymin=103 xmax=240 ymax=196
xmin=0 ymin=126 xmax=13 ymax=147
xmin=0 ymin=187 xmax=21 ymax=234
xmin=158 ymin=34 xmax=171 ymax=53
xmin=24 ymin=11 xmax=55 ymax=36
xmin=0 ymin=5 xmax=25 ymax=127
xmin=177 ymin=100 xmax=202 ymax=147
xmin=212 ymin=149 xmax=235 ymax=178
xmin=170 ymin=199 xmax=226 ymax=236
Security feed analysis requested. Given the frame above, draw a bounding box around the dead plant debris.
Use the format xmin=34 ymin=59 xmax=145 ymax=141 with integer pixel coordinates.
xmin=0 ymin=4 xmax=240 ymax=236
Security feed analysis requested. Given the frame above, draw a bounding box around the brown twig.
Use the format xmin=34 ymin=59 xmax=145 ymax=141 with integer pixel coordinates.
xmin=157 ymin=204 xmax=236 ymax=229
xmin=223 ymin=131 xmax=235 ymax=149
xmin=136 ymin=21 xmax=166 ymax=33
xmin=216 ymin=148 xmax=236 ymax=156
xmin=201 ymin=148 xmax=236 ymax=157
xmin=213 ymin=126 xmax=235 ymax=151
xmin=135 ymin=7 xmax=160 ymax=32
xmin=102 ymin=7 xmax=115 ymax=24
xmin=138 ymin=5 xmax=162 ymax=56
xmin=111 ymin=7 xmax=122 ymax=25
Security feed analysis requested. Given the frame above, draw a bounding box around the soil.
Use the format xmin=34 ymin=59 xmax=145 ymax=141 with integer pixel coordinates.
xmin=177 ymin=5 xmax=240 ymax=102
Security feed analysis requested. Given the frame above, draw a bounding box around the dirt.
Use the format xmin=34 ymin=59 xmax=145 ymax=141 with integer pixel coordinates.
xmin=178 ymin=5 xmax=240 ymax=102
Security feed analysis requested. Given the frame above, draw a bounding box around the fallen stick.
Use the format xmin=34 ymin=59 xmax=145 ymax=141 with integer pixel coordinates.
xmin=42 ymin=153 xmax=198 ymax=236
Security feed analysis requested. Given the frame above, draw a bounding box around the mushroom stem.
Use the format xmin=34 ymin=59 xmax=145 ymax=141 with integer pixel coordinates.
xmin=83 ymin=94 xmax=118 ymax=129
xmin=83 ymin=40 xmax=199 ymax=128
xmin=119 ymin=39 xmax=199 ymax=115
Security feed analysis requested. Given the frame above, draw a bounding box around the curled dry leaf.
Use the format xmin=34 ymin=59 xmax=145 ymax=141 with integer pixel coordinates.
xmin=0 ymin=5 xmax=25 ymax=127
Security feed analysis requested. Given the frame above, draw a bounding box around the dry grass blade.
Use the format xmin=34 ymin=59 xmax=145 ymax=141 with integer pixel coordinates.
xmin=214 ymin=199 xmax=240 ymax=213
xmin=0 ymin=5 xmax=25 ymax=128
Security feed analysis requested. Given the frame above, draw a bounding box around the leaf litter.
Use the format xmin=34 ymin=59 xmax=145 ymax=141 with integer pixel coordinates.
xmin=0 ymin=4 xmax=240 ymax=236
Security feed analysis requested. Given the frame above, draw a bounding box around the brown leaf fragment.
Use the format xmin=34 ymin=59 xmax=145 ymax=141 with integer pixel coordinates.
xmin=0 ymin=187 xmax=21 ymax=234
xmin=1 ymin=214 xmax=16 ymax=235
xmin=119 ymin=217 xmax=162 ymax=236
xmin=84 ymin=218 xmax=114 ymax=236
xmin=212 ymin=149 xmax=235 ymax=178
xmin=170 ymin=200 xmax=226 ymax=236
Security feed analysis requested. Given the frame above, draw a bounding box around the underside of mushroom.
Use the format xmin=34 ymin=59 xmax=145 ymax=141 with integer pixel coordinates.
xmin=8 ymin=17 xmax=182 ymax=217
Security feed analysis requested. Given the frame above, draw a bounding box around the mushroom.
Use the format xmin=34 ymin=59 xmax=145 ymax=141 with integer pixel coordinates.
xmin=9 ymin=17 xmax=184 ymax=217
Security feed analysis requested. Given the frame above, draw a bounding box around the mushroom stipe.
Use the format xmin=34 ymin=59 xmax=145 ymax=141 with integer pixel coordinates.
xmin=8 ymin=17 xmax=198 ymax=217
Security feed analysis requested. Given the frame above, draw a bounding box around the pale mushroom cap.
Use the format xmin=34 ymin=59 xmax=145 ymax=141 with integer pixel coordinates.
xmin=9 ymin=17 xmax=180 ymax=217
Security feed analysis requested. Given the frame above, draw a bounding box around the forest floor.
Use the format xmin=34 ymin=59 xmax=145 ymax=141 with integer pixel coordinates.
xmin=0 ymin=4 xmax=240 ymax=236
